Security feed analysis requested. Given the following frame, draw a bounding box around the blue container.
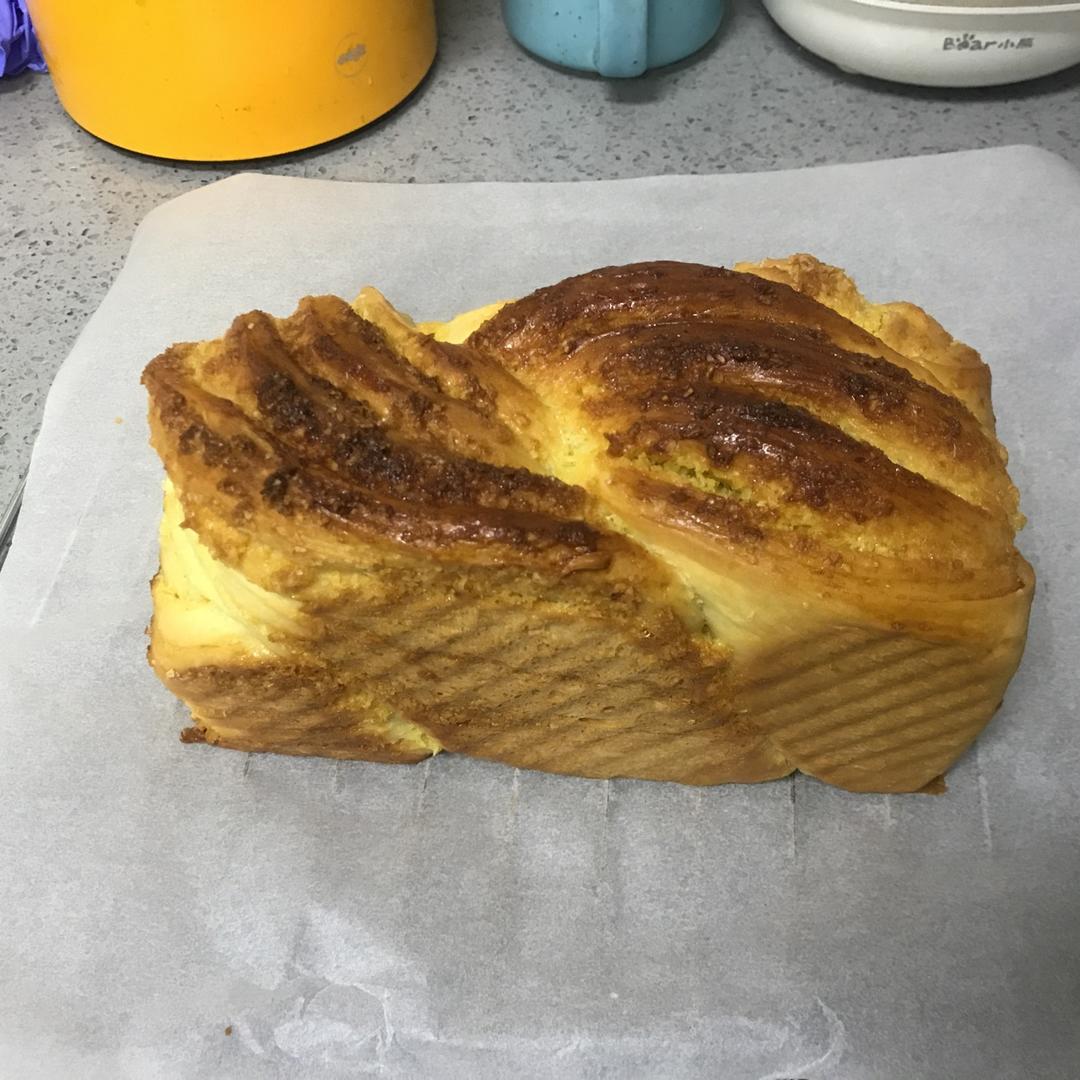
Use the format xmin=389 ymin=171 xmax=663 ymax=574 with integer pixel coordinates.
xmin=503 ymin=0 xmax=726 ymax=78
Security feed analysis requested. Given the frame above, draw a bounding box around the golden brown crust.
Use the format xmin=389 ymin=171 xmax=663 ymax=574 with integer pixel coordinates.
xmin=144 ymin=297 xmax=612 ymax=579
xmin=468 ymin=262 xmax=1025 ymax=627
xmin=144 ymin=258 xmax=1033 ymax=793
xmin=736 ymin=253 xmax=997 ymax=431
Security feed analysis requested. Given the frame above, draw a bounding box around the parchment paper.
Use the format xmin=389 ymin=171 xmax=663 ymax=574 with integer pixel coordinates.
xmin=1 ymin=146 xmax=1077 ymax=1080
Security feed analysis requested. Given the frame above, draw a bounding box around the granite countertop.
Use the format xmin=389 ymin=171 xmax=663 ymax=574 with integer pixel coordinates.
xmin=2 ymin=0 xmax=1079 ymax=532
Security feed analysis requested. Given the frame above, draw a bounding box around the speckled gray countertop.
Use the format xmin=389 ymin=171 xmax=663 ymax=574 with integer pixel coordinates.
xmin=2 ymin=0 xmax=1079 ymax=529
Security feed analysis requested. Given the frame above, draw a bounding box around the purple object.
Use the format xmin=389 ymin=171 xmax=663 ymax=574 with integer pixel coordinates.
xmin=0 ymin=0 xmax=45 ymax=77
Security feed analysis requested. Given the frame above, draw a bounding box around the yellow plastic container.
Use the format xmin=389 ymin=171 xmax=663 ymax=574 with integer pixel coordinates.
xmin=25 ymin=0 xmax=437 ymax=161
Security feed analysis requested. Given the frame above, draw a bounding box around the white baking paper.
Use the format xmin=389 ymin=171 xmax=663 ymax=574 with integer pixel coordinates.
xmin=1 ymin=146 xmax=1078 ymax=1080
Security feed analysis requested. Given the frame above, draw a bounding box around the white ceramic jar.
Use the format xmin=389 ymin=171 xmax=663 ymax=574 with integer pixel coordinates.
xmin=763 ymin=0 xmax=1080 ymax=87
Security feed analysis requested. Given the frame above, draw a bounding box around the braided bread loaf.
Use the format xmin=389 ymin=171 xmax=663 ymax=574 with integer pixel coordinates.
xmin=143 ymin=256 xmax=1032 ymax=792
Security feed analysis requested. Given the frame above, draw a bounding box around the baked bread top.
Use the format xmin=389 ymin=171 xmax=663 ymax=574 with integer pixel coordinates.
xmin=143 ymin=255 xmax=1033 ymax=792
